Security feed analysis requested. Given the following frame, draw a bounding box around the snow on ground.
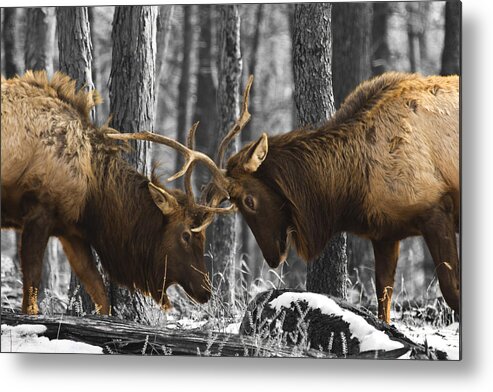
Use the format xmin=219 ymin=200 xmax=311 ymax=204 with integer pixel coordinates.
xmin=394 ymin=321 xmax=460 ymax=360
xmin=269 ymin=292 xmax=404 ymax=352
xmin=1 ymin=324 xmax=103 ymax=354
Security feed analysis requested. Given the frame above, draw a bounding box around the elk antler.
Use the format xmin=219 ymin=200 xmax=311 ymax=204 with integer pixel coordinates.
xmin=107 ymin=124 xmax=233 ymax=232
xmin=106 ymin=127 xmax=228 ymax=192
xmin=200 ymin=75 xmax=254 ymax=208
xmin=182 ymin=123 xmax=234 ymax=225
xmin=216 ymin=74 xmax=254 ymax=169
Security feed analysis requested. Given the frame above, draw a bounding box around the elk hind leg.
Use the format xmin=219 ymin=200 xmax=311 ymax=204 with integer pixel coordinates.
xmin=372 ymin=239 xmax=400 ymax=324
xmin=59 ymin=235 xmax=109 ymax=315
xmin=419 ymin=195 xmax=460 ymax=315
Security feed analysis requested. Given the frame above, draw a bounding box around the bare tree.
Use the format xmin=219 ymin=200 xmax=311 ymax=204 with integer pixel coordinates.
xmin=406 ymin=2 xmax=425 ymax=73
xmin=212 ymin=4 xmax=242 ymax=309
xmin=57 ymin=7 xmax=94 ymax=92
xmin=441 ymin=1 xmax=461 ymax=76
xmin=240 ymin=3 xmax=264 ymax=264
xmin=331 ymin=3 xmax=373 ymax=298
xmin=371 ymin=2 xmax=391 ymax=76
xmin=175 ymin=5 xmax=195 ymax=188
xmin=2 ymin=8 xmax=20 ymax=77
xmin=332 ymin=2 xmax=372 ymax=107
xmin=109 ymin=5 xmax=158 ymax=319
xmin=293 ymin=3 xmax=347 ymax=299
xmin=56 ymin=6 xmax=96 ymax=314
xmin=155 ymin=5 xmax=174 ymax=111
xmin=24 ymin=7 xmax=59 ymax=312
xmin=194 ymin=5 xmax=217 ymax=189
xmin=2 ymin=7 xmax=21 ymax=278
xmin=25 ymin=8 xmax=55 ymax=75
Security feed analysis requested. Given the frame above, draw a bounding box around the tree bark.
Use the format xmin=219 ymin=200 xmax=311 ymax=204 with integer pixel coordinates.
xmin=175 ymin=5 xmax=194 ymax=188
xmin=1 ymin=309 xmax=318 ymax=357
xmin=331 ymin=3 xmax=373 ymax=299
xmin=24 ymin=7 xmax=59 ymax=312
xmin=406 ymin=2 xmax=424 ymax=73
xmin=56 ymin=6 xmax=97 ymax=315
xmin=441 ymin=1 xmax=461 ymax=76
xmin=212 ymin=5 xmax=242 ymax=311
xmin=2 ymin=8 xmax=21 ymax=276
xmin=332 ymin=2 xmax=373 ymax=107
xmin=25 ymin=8 xmax=55 ymax=75
xmin=194 ymin=5 xmax=217 ymax=189
xmin=109 ymin=6 xmax=157 ymax=320
xmin=241 ymin=4 xmax=264 ymax=265
xmin=371 ymin=2 xmax=391 ymax=76
xmin=155 ymin=5 xmax=174 ymax=99
xmin=2 ymin=8 xmax=20 ymax=77
xmin=56 ymin=7 xmax=94 ymax=92
xmin=292 ymin=3 xmax=347 ymax=299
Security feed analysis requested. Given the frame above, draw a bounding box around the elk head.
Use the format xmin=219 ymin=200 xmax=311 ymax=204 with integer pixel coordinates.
xmin=202 ymin=76 xmax=292 ymax=269
xmin=107 ymin=124 xmax=233 ymax=307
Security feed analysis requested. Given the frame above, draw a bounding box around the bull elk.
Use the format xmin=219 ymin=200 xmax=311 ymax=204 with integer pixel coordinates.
xmin=1 ymin=71 xmax=230 ymax=315
xmin=208 ymin=72 xmax=459 ymax=324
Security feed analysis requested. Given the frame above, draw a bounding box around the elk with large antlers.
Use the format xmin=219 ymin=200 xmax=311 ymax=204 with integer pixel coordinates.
xmin=1 ymin=71 xmax=230 ymax=315
xmin=206 ymin=73 xmax=459 ymax=324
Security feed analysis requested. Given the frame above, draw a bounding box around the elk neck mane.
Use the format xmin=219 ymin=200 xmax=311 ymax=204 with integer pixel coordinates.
xmin=8 ymin=70 xmax=102 ymax=124
xmin=81 ymin=156 xmax=170 ymax=294
xmin=246 ymin=72 xmax=423 ymax=261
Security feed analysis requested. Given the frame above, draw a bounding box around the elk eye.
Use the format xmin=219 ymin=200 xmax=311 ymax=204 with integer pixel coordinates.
xmin=182 ymin=231 xmax=191 ymax=244
xmin=244 ymin=195 xmax=255 ymax=211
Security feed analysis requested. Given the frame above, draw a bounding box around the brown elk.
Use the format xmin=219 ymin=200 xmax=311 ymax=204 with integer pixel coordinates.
xmin=1 ymin=71 xmax=230 ymax=315
xmin=206 ymin=72 xmax=460 ymax=323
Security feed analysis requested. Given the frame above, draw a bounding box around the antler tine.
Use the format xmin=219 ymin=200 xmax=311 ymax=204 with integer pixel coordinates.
xmin=184 ymin=122 xmax=199 ymax=202
xmin=191 ymin=204 xmax=237 ymax=233
xmin=216 ymin=75 xmax=254 ymax=169
xmin=107 ymin=130 xmax=227 ymax=187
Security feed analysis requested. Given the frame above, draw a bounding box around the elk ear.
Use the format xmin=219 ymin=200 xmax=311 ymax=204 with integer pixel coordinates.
xmin=243 ymin=133 xmax=268 ymax=173
xmin=148 ymin=182 xmax=178 ymax=216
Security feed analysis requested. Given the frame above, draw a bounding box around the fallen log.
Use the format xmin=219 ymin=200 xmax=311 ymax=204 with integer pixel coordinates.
xmin=0 ymin=309 xmax=323 ymax=357
xmin=239 ymin=289 xmax=449 ymax=360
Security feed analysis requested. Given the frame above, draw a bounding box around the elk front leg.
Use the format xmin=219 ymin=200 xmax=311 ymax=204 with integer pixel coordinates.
xmin=20 ymin=207 xmax=54 ymax=315
xmin=419 ymin=195 xmax=460 ymax=315
xmin=59 ymin=235 xmax=109 ymax=315
xmin=372 ymin=239 xmax=400 ymax=324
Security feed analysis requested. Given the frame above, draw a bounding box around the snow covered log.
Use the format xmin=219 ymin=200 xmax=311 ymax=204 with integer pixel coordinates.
xmin=239 ymin=290 xmax=448 ymax=359
xmin=1 ymin=309 xmax=316 ymax=357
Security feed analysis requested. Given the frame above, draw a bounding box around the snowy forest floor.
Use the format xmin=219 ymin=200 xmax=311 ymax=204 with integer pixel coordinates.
xmin=1 ymin=254 xmax=460 ymax=359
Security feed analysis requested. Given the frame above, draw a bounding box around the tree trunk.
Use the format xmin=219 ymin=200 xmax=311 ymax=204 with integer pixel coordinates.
xmin=2 ymin=8 xmax=20 ymax=77
xmin=87 ymin=7 xmax=100 ymax=124
xmin=241 ymin=3 xmax=264 ymax=268
xmin=194 ymin=5 xmax=217 ymax=190
xmin=332 ymin=2 xmax=372 ymax=108
xmin=292 ymin=3 xmax=347 ymax=299
xmin=155 ymin=5 xmax=174 ymax=101
xmin=441 ymin=1 xmax=461 ymax=76
xmin=174 ymin=5 xmax=194 ymax=188
xmin=56 ymin=6 xmax=97 ymax=315
xmin=2 ymin=8 xmax=21 ymax=276
xmin=406 ymin=2 xmax=423 ymax=73
xmin=109 ymin=6 xmax=157 ymax=320
xmin=331 ymin=3 xmax=373 ymax=299
xmin=371 ymin=2 xmax=391 ymax=76
xmin=212 ymin=5 xmax=242 ymax=311
xmin=56 ymin=7 xmax=94 ymax=92
xmin=24 ymin=7 xmax=58 ymax=313
xmin=24 ymin=8 xmax=54 ymax=75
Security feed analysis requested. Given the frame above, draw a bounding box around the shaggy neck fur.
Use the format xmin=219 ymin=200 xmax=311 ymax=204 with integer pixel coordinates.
xmin=255 ymin=128 xmax=367 ymax=261
xmin=81 ymin=156 xmax=166 ymax=295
